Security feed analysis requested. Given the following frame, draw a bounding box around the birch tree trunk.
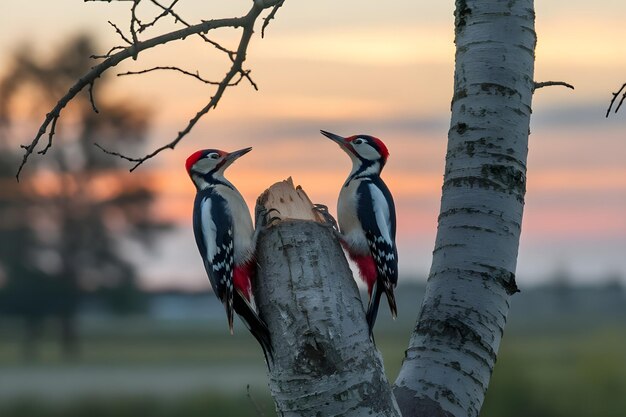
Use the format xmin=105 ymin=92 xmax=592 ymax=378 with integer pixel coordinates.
xmin=394 ymin=1 xmax=535 ymax=416
xmin=254 ymin=179 xmax=400 ymax=417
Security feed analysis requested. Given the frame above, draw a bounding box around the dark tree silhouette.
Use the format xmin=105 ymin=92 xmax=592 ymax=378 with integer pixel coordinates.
xmin=0 ymin=35 xmax=169 ymax=359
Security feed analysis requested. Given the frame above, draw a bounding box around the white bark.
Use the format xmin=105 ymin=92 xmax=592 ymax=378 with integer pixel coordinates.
xmin=254 ymin=180 xmax=400 ymax=417
xmin=394 ymin=1 xmax=535 ymax=416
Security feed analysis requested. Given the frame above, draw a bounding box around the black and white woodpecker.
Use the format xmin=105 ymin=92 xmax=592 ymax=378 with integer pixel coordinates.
xmin=186 ymin=147 xmax=272 ymax=363
xmin=320 ymin=130 xmax=398 ymax=333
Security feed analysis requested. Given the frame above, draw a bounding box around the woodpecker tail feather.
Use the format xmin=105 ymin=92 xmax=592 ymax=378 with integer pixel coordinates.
xmin=365 ymin=281 xmax=383 ymax=336
xmin=225 ymin=288 xmax=235 ymax=335
xmin=383 ymin=280 xmax=398 ymax=320
xmin=366 ymin=279 xmax=398 ymax=338
xmin=234 ymin=290 xmax=274 ymax=368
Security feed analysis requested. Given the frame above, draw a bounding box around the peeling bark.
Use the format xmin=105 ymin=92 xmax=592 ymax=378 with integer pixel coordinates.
xmin=254 ymin=179 xmax=400 ymax=417
xmin=394 ymin=1 xmax=535 ymax=416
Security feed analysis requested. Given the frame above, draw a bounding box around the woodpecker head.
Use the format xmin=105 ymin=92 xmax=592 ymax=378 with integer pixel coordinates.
xmin=320 ymin=130 xmax=389 ymax=174
xmin=186 ymin=147 xmax=252 ymax=189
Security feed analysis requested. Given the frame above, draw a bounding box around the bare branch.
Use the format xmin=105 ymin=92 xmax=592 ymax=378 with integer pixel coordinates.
xmin=138 ymin=0 xmax=180 ymax=33
xmin=262 ymin=0 xmax=285 ymax=38
xmin=118 ymin=66 xmax=222 ymax=85
xmin=114 ymin=16 xmax=259 ymax=172
xmin=93 ymin=142 xmax=142 ymax=163
xmin=145 ymin=0 xmax=258 ymax=89
xmin=617 ymin=93 xmax=626 ymax=114
xmin=18 ymin=19 xmax=239 ymax=178
xmin=108 ymin=20 xmax=133 ymax=45
xmin=129 ymin=0 xmax=141 ymax=60
xmin=533 ymin=80 xmax=575 ymax=91
xmin=18 ymin=0 xmax=285 ymax=179
xmin=92 ymin=45 xmax=126 ymax=60
xmin=17 ymin=113 xmax=58 ymax=181
xmin=241 ymin=69 xmax=258 ymax=91
xmin=149 ymin=0 xmax=236 ymax=57
xmin=606 ymin=83 xmax=626 ymax=117
xmin=88 ymin=81 xmax=100 ymax=113
xmin=38 ymin=115 xmax=59 ymax=156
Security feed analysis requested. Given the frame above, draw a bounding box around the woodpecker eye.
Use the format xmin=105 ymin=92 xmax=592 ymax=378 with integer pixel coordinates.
xmin=353 ymin=138 xmax=365 ymax=145
xmin=208 ymin=153 xmax=219 ymax=159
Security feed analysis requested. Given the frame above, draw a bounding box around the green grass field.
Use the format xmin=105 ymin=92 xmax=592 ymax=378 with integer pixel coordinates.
xmin=482 ymin=326 xmax=626 ymax=417
xmin=1 ymin=317 xmax=625 ymax=417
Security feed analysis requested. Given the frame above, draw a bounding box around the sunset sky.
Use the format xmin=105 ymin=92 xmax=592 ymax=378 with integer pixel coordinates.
xmin=1 ymin=1 xmax=625 ymax=289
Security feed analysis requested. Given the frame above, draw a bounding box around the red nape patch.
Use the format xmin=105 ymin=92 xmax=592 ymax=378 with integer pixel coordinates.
xmin=350 ymin=253 xmax=377 ymax=295
xmin=185 ymin=150 xmax=205 ymax=173
xmin=370 ymin=137 xmax=389 ymax=162
xmin=233 ymin=262 xmax=254 ymax=301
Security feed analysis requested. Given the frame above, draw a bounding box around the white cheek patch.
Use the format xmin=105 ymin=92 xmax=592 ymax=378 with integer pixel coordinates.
xmin=194 ymin=158 xmax=218 ymax=174
xmin=355 ymin=143 xmax=380 ymax=160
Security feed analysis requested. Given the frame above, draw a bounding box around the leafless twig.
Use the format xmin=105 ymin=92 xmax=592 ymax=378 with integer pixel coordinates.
xmin=88 ymin=81 xmax=99 ymax=113
xmin=17 ymin=0 xmax=285 ymax=180
xmin=109 ymin=10 xmax=260 ymax=172
xmin=118 ymin=66 xmax=221 ymax=85
xmin=129 ymin=0 xmax=141 ymax=60
xmin=533 ymin=80 xmax=575 ymax=91
xmin=262 ymin=0 xmax=285 ymax=38
xmin=92 ymin=45 xmax=126 ymax=60
xmin=144 ymin=0 xmax=259 ymax=90
xmin=138 ymin=0 xmax=179 ymax=33
xmin=149 ymin=0 xmax=236 ymax=58
xmin=606 ymin=83 xmax=626 ymax=117
xmin=108 ymin=20 xmax=133 ymax=45
xmin=94 ymin=142 xmax=142 ymax=163
xmin=28 ymin=115 xmax=59 ymax=157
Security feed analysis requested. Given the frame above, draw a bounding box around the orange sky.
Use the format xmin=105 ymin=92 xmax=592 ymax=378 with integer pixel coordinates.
xmin=1 ymin=0 xmax=625 ymax=288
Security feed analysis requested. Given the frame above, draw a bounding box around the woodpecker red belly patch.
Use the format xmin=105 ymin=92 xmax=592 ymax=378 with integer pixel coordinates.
xmin=234 ymin=261 xmax=254 ymax=301
xmin=349 ymin=252 xmax=377 ymax=294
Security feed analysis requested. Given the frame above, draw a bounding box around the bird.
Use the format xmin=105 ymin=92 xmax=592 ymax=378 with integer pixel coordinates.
xmin=320 ymin=130 xmax=398 ymax=333
xmin=186 ymin=147 xmax=272 ymax=363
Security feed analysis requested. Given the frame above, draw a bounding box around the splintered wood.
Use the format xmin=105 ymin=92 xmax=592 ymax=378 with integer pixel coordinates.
xmin=256 ymin=177 xmax=325 ymax=224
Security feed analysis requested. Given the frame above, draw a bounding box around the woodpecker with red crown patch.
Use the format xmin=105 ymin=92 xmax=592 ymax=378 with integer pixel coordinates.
xmin=186 ymin=147 xmax=272 ymax=363
xmin=320 ymin=130 xmax=398 ymax=334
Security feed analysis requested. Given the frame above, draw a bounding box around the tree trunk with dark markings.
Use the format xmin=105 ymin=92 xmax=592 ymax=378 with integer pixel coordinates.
xmin=393 ymin=1 xmax=535 ymax=416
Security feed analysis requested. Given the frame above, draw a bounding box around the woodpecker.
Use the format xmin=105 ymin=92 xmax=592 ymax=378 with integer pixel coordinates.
xmin=186 ymin=147 xmax=272 ymax=363
xmin=320 ymin=130 xmax=398 ymax=333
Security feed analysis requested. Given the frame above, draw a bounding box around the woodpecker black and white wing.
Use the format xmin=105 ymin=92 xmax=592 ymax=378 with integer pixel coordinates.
xmin=356 ymin=178 xmax=398 ymax=329
xmin=193 ymin=191 xmax=235 ymax=333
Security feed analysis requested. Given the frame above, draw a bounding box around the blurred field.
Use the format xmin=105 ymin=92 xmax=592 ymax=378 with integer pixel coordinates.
xmin=482 ymin=327 xmax=626 ymax=417
xmin=1 ymin=284 xmax=625 ymax=417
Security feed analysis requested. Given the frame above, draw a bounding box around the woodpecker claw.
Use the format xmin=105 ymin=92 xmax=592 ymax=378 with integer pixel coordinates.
xmin=252 ymin=207 xmax=281 ymax=250
xmin=255 ymin=207 xmax=281 ymax=228
xmin=313 ymin=204 xmax=339 ymax=231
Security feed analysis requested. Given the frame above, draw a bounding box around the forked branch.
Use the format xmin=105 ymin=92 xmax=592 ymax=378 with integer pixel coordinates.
xmin=17 ymin=0 xmax=285 ymax=180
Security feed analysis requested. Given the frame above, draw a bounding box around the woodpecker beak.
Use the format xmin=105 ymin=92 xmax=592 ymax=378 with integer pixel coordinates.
xmin=219 ymin=147 xmax=252 ymax=171
xmin=225 ymin=147 xmax=252 ymax=162
xmin=320 ymin=130 xmax=350 ymax=151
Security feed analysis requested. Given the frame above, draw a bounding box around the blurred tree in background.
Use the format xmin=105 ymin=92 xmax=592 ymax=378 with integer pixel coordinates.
xmin=0 ymin=34 xmax=169 ymax=359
